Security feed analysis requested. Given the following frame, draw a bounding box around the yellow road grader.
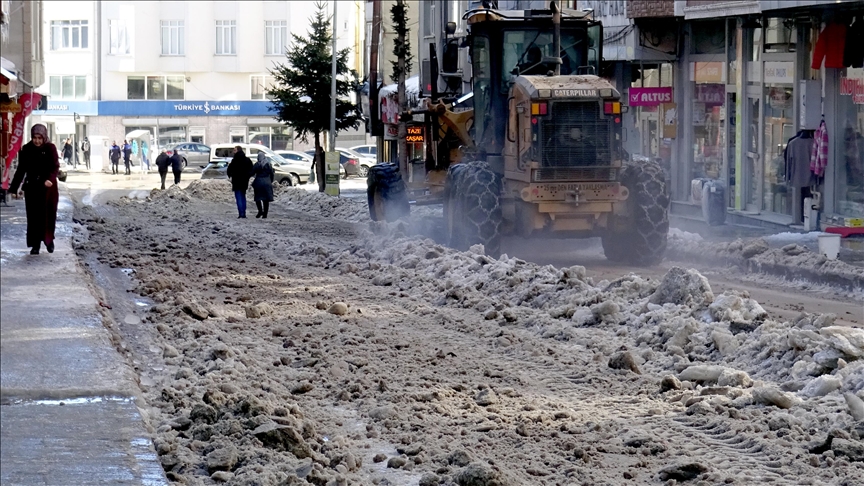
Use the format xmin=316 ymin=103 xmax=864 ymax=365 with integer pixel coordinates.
xmin=367 ymin=3 xmax=669 ymax=265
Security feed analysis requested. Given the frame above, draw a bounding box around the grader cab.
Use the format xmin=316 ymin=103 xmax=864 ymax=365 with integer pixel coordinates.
xmin=367 ymin=3 xmax=669 ymax=265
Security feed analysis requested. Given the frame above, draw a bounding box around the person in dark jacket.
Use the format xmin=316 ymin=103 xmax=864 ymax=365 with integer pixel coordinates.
xmin=109 ymin=141 xmax=121 ymax=174
xmin=122 ymin=140 xmax=133 ymax=175
xmin=81 ymin=137 xmax=91 ymax=170
xmin=170 ymin=151 xmax=183 ymax=185
xmin=62 ymin=139 xmax=74 ymax=168
xmin=9 ymin=124 xmax=60 ymax=255
xmin=226 ymin=146 xmax=254 ymax=218
xmin=251 ymin=151 xmax=275 ymax=218
xmin=154 ymin=150 xmax=171 ymax=190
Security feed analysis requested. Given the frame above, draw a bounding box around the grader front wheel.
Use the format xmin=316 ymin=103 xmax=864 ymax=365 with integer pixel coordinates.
xmin=444 ymin=161 xmax=503 ymax=257
xmin=602 ymin=160 xmax=670 ymax=266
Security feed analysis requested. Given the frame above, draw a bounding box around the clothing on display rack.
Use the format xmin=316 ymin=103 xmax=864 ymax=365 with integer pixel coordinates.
xmin=812 ymin=22 xmax=848 ymax=69
xmin=810 ymin=120 xmax=829 ymax=177
xmin=785 ymin=130 xmax=816 ymax=188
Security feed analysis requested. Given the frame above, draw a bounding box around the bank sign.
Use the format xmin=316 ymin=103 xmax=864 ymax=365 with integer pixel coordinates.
xmin=34 ymin=100 xmax=274 ymax=116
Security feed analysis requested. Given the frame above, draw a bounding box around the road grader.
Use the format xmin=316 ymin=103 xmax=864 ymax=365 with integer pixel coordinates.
xmin=367 ymin=3 xmax=669 ymax=265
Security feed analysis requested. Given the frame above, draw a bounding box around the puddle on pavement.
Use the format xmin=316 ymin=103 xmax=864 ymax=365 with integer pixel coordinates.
xmin=10 ymin=396 xmax=134 ymax=406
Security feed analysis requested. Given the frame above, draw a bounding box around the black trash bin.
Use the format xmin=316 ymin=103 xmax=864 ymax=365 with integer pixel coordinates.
xmin=701 ymin=179 xmax=726 ymax=226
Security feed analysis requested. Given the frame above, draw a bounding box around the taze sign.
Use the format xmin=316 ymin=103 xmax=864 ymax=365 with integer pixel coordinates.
xmin=3 ymin=92 xmax=42 ymax=190
xmin=629 ymin=87 xmax=673 ymax=107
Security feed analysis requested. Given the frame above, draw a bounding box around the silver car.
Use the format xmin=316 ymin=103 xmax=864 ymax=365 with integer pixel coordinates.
xmin=168 ymin=142 xmax=211 ymax=170
xmin=201 ymin=152 xmax=310 ymax=186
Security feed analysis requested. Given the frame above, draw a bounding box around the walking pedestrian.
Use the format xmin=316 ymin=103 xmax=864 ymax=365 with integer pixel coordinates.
xmin=170 ymin=150 xmax=183 ymax=185
xmin=122 ymin=140 xmax=132 ymax=175
xmin=9 ymin=124 xmax=60 ymax=255
xmin=81 ymin=137 xmax=91 ymax=170
xmin=251 ymin=151 xmax=275 ymax=219
xmin=155 ymin=149 xmax=171 ymax=190
xmin=62 ymin=139 xmax=73 ymax=167
xmin=109 ymin=141 xmax=121 ymax=174
xmin=226 ymin=146 xmax=253 ymax=218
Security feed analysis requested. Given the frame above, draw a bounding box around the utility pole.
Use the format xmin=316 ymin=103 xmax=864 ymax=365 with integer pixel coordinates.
xmin=329 ymin=1 xmax=338 ymax=153
xmin=370 ymin=0 xmax=381 ymax=162
xmin=395 ymin=0 xmax=408 ymax=176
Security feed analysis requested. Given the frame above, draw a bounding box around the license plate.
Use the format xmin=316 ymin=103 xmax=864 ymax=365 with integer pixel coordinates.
xmin=526 ymin=182 xmax=622 ymax=202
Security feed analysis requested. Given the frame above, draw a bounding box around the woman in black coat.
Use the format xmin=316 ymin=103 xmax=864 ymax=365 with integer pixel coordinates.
xmin=226 ymin=146 xmax=253 ymax=218
xmin=251 ymin=151 xmax=274 ymax=218
xmin=10 ymin=124 xmax=61 ymax=254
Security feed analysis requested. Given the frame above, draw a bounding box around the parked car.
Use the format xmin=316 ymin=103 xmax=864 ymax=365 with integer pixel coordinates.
xmin=276 ymin=150 xmax=345 ymax=178
xmin=201 ymin=144 xmax=309 ymax=186
xmin=350 ymin=144 xmax=377 ymax=157
xmin=336 ymin=147 xmax=377 ymax=178
xmin=304 ymin=149 xmax=357 ymax=178
xmin=166 ymin=142 xmax=210 ymax=170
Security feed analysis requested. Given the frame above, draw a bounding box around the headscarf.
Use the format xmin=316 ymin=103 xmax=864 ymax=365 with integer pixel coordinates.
xmin=31 ymin=124 xmax=48 ymax=140
xmin=257 ymin=152 xmax=266 ymax=164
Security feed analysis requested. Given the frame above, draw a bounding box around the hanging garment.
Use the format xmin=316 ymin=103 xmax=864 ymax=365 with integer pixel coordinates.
xmin=812 ymin=22 xmax=848 ymax=69
xmin=786 ymin=135 xmax=815 ymax=188
xmin=810 ymin=120 xmax=829 ymax=177
xmin=844 ymin=17 xmax=864 ymax=68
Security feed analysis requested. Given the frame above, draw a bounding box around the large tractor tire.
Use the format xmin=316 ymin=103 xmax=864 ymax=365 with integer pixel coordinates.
xmin=367 ymin=163 xmax=410 ymax=222
xmin=444 ymin=161 xmax=502 ymax=257
xmin=602 ymin=160 xmax=669 ymax=266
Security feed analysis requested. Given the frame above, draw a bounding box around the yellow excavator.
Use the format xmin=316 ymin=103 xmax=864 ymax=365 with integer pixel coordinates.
xmin=367 ymin=3 xmax=669 ymax=265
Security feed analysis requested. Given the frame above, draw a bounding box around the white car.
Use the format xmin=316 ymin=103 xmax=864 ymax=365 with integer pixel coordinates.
xmin=335 ymin=147 xmax=376 ymax=178
xmin=276 ymin=150 xmax=345 ymax=178
xmin=202 ymin=143 xmax=310 ymax=185
xmin=350 ymin=144 xmax=377 ymax=158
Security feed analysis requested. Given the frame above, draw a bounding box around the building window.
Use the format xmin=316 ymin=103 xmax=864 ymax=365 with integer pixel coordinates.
xmin=250 ymin=75 xmax=276 ymax=100
xmin=161 ymin=20 xmax=185 ymax=56
xmin=50 ymin=20 xmax=89 ymax=50
xmin=127 ymin=75 xmax=184 ymax=100
xmin=109 ymin=19 xmax=131 ymax=55
xmin=265 ymin=20 xmax=287 ymax=55
xmin=49 ymin=75 xmax=87 ymax=100
xmin=147 ymin=76 xmax=165 ymax=99
xmin=127 ymin=76 xmax=145 ymax=99
xmin=159 ymin=126 xmax=187 ymax=148
xmin=216 ymin=20 xmax=236 ymax=55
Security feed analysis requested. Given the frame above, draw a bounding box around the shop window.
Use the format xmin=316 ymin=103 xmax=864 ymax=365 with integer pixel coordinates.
xmin=763 ymin=18 xmax=795 ymax=53
xmin=836 ymin=68 xmax=864 ymax=218
xmin=51 ymin=20 xmax=88 ymax=50
xmin=49 ymin=75 xmax=87 ymax=100
xmin=762 ymin=85 xmax=794 ymax=214
xmin=159 ymin=126 xmax=187 ymax=148
xmin=127 ymin=76 xmax=145 ymax=100
xmin=691 ymin=20 xmax=725 ymax=55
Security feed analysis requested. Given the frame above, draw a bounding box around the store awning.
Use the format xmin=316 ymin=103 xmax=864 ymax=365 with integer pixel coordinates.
xmin=1 ymin=57 xmax=18 ymax=97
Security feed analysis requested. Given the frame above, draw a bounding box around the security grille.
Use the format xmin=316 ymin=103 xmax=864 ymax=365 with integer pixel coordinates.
xmin=539 ymin=101 xmax=612 ymax=168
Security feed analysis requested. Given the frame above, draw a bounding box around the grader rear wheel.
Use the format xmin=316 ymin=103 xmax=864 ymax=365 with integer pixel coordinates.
xmin=444 ymin=161 xmax=502 ymax=257
xmin=366 ymin=163 xmax=410 ymax=222
xmin=602 ymin=160 xmax=669 ymax=266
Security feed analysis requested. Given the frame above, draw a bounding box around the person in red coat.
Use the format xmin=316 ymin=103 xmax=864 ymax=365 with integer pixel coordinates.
xmin=10 ymin=124 xmax=61 ymax=255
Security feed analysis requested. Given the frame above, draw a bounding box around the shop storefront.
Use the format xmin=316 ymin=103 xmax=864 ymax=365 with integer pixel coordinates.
xmin=831 ymin=68 xmax=864 ymax=224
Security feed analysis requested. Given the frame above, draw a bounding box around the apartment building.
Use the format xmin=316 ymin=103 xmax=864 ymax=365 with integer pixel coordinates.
xmin=32 ymin=0 xmax=366 ymax=155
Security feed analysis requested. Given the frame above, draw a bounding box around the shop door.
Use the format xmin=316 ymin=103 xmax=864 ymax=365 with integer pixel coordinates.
xmin=744 ymin=92 xmax=762 ymax=211
xmin=726 ymin=92 xmax=737 ymax=208
xmin=639 ymin=109 xmax=659 ymax=159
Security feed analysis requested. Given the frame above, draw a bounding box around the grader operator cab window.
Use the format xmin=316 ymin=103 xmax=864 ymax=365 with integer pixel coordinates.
xmin=472 ymin=35 xmax=493 ymax=147
xmin=502 ymin=28 xmax=587 ymax=90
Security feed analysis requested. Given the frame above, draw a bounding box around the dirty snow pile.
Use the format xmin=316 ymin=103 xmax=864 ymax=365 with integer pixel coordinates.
xmin=70 ymin=182 xmax=864 ymax=485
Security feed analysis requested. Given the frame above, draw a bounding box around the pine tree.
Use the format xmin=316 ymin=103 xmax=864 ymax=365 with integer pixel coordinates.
xmin=268 ymin=2 xmax=361 ymax=192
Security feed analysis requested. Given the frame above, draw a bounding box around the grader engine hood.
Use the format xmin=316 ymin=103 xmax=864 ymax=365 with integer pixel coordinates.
xmin=511 ymin=75 xmax=624 ymax=179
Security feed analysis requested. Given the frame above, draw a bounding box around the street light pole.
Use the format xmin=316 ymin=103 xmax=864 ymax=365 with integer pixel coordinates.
xmin=329 ymin=1 xmax=337 ymax=152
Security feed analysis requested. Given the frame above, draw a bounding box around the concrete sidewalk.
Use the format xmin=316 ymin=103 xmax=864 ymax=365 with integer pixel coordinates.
xmin=0 ymin=187 xmax=166 ymax=485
